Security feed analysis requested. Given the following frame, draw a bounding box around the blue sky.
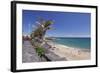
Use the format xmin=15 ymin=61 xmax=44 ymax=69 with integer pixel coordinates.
xmin=22 ymin=10 xmax=91 ymax=37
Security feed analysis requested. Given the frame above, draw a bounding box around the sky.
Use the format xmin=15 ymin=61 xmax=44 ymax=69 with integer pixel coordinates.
xmin=22 ymin=10 xmax=91 ymax=37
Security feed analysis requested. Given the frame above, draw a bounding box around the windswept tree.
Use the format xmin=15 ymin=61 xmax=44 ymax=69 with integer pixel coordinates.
xmin=30 ymin=18 xmax=53 ymax=47
xmin=30 ymin=17 xmax=54 ymax=58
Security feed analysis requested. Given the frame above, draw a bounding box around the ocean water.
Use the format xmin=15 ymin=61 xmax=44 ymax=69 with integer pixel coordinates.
xmin=52 ymin=37 xmax=91 ymax=49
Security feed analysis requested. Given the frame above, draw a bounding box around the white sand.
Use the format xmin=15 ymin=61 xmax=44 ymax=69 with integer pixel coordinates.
xmin=48 ymin=42 xmax=91 ymax=61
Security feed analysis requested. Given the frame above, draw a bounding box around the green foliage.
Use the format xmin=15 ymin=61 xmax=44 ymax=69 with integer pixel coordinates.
xmin=36 ymin=47 xmax=45 ymax=57
xmin=44 ymin=20 xmax=53 ymax=28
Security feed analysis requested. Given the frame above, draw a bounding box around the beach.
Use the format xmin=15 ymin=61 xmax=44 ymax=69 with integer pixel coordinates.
xmin=47 ymin=42 xmax=91 ymax=61
xmin=22 ymin=40 xmax=91 ymax=63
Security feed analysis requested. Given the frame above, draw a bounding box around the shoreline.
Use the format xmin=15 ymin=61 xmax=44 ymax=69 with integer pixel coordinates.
xmin=47 ymin=41 xmax=91 ymax=61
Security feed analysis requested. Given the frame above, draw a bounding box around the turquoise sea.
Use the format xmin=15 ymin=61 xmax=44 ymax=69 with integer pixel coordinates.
xmin=52 ymin=37 xmax=91 ymax=49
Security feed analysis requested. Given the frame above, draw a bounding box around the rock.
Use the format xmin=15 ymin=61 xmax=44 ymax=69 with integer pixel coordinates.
xmin=22 ymin=41 xmax=41 ymax=63
xmin=45 ymin=51 xmax=66 ymax=61
xmin=22 ymin=40 xmax=67 ymax=63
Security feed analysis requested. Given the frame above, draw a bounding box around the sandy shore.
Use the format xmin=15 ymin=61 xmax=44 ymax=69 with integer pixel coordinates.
xmin=47 ymin=42 xmax=91 ymax=61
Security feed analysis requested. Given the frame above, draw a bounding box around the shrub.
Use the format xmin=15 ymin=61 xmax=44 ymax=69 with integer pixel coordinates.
xmin=36 ymin=47 xmax=45 ymax=57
